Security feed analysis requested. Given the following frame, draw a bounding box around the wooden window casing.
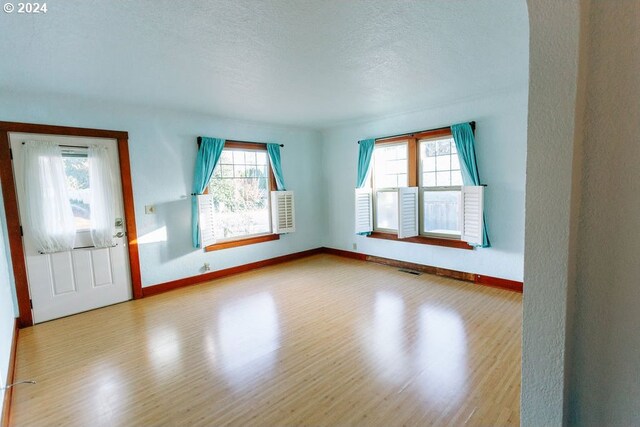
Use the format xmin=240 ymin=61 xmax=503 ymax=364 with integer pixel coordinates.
xmin=204 ymin=141 xmax=279 ymax=252
xmin=369 ymin=128 xmax=473 ymax=250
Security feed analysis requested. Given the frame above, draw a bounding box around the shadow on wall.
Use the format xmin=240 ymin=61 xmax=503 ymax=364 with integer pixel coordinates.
xmin=157 ymin=198 xmax=193 ymax=263
xmin=486 ymin=186 xmax=525 ymax=255
xmin=136 ymin=198 xmax=194 ymax=263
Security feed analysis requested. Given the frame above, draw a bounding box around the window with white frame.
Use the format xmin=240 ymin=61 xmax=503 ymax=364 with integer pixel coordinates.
xmin=419 ymin=137 xmax=464 ymax=238
xmin=372 ymin=143 xmax=408 ymax=232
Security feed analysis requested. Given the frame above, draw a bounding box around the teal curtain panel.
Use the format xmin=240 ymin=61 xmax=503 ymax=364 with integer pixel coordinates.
xmin=191 ymin=137 xmax=225 ymax=248
xmin=451 ymin=123 xmax=491 ymax=248
xmin=267 ymin=143 xmax=286 ymax=191
xmin=356 ymin=139 xmax=375 ymax=188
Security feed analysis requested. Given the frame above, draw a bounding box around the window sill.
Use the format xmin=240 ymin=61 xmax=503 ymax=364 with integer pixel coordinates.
xmin=367 ymin=232 xmax=473 ymax=250
xmin=205 ymin=233 xmax=280 ymax=252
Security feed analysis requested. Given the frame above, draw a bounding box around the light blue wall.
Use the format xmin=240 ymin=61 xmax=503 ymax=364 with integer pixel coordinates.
xmin=0 ymin=90 xmax=324 ymax=286
xmin=320 ymin=88 xmax=528 ymax=281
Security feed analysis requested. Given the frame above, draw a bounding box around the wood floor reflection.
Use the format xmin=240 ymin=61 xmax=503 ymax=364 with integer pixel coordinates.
xmin=10 ymin=254 xmax=522 ymax=426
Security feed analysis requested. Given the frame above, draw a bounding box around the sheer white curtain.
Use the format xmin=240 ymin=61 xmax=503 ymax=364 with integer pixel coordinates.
xmin=23 ymin=141 xmax=76 ymax=253
xmin=89 ymin=145 xmax=116 ymax=248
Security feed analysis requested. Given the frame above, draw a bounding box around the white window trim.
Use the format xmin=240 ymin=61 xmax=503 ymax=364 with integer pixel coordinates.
xmin=418 ymin=186 xmax=462 ymax=239
xmin=372 ymin=187 xmax=400 ymax=233
xmin=418 ymin=137 xmax=463 ymax=240
xmin=371 ymin=141 xmax=408 ymax=233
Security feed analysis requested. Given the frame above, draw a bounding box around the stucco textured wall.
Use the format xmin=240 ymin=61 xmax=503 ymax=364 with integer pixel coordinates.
xmin=522 ymin=1 xmax=586 ymax=425
xmin=568 ymin=1 xmax=640 ymax=425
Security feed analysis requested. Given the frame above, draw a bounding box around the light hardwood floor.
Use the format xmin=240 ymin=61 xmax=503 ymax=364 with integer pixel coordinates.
xmin=9 ymin=254 xmax=522 ymax=426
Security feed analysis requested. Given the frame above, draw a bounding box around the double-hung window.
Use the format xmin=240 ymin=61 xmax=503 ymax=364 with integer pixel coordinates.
xmin=419 ymin=136 xmax=463 ymax=238
xmin=363 ymin=127 xmax=484 ymax=248
xmin=205 ymin=142 xmax=277 ymax=249
xmin=198 ymin=140 xmax=295 ymax=251
xmin=372 ymin=142 xmax=407 ymax=232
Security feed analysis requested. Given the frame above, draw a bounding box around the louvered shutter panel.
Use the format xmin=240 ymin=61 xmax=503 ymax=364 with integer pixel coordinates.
xmin=397 ymin=187 xmax=419 ymax=238
xmin=354 ymin=188 xmax=373 ymax=234
xmin=271 ymin=191 xmax=295 ymax=234
xmin=460 ymin=186 xmax=484 ymax=245
xmin=197 ymin=194 xmax=216 ymax=247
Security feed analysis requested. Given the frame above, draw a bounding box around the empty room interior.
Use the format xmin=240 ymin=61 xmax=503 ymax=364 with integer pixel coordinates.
xmin=0 ymin=1 xmax=639 ymax=426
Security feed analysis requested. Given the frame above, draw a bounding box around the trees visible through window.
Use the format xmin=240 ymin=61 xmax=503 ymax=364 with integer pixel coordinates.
xmin=207 ymin=147 xmax=272 ymax=240
xmin=62 ymin=152 xmax=91 ymax=231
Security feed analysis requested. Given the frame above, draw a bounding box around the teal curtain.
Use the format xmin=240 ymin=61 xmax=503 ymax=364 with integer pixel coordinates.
xmin=267 ymin=143 xmax=286 ymax=190
xmin=451 ymin=123 xmax=490 ymax=247
xmin=356 ymin=138 xmax=375 ymax=236
xmin=356 ymin=139 xmax=375 ymax=188
xmin=191 ymin=137 xmax=225 ymax=248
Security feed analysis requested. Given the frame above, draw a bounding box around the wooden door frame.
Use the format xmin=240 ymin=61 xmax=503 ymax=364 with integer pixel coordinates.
xmin=0 ymin=121 xmax=143 ymax=327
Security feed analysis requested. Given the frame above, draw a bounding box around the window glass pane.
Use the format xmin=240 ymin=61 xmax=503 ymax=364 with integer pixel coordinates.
xmin=436 ymin=171 xmax=451 ymax=186
xmin=451 ymin=170 xmax=463 ymax=186
xmin=221 ymin=164 xmax=233 ymax=177
xmin=423 ymin=190 xmax=460 ymax=236
xmin=387 ymin=159 xmax=405 ymax=174
xmin=451 ymin=154 xmax=460 ymax=170
xmin=208 ymin=148 xmax=271 ymax=240
xmin=220 ymin=151 xmax=233 ymax=164
xmin=244 ymin=165 xmax=263 ymax=178
xmin=234 ymin=164 xmax=246 ymax=178
xmin=436 ymin=155 xmax=450 ymax=171
xmin=256 ymin=152 xmax=268 ymax=165
xmin=424 ymin=172 xmax=436 ymax=187
xmin=437 ymin=139 xmax=451 ymax=156
xmin=245 ymin=151 xmax=257 ymax=166
xmin=63 ymin=156 xmax=91 ymax=231
xmin=232 ymin=150 xmax=244 ymax=164
xmin=373 ymin=143 xmax=407 ymax=189
xmin=423 ymin=155 xmax=436 ymax=172
xmin=375 ymin=191 xmax=398 ymax=230
xmin=425 ymin=140 xmax=437 ymax=157
xmin=420 ymin=137 xmax=459 ymax=189
xmin=376 ymin=174 xmax=397 ymax=189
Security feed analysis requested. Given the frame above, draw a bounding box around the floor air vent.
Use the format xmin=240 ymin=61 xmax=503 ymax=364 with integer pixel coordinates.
xmin=398 ymin=268 xmax=422 ymax=276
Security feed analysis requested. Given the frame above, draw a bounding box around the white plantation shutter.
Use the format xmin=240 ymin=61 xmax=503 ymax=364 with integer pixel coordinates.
xmin=397 ymin=187 xmax=419 ymax=238
xmin=460 ymin=186 xmax=484 ymax=245
xmin=271 ymin=191 xmax=295 ymax=233
xmin=197 ymin=194 xmax=216 ymax=247
xmin=354 ymin=188 xmax=373 ymax=234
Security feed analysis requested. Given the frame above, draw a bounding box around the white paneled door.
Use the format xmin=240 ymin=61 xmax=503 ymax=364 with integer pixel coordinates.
xmin=10 ymin=133 xmax=132 ymax=323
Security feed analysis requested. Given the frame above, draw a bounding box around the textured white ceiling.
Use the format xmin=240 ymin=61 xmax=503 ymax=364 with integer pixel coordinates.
xmin=0 ymin=0 xmax=528 ymax=128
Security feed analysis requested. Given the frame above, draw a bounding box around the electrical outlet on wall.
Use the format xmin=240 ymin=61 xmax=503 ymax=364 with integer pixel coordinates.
xmin=352 ymin=243 xmax=357 ymax=251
